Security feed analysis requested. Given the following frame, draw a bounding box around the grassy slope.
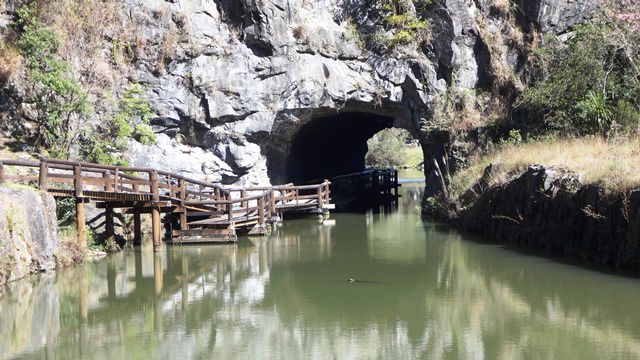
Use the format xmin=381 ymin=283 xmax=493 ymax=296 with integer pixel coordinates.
xmin=451 ymin=137 xmax=640 ymax=198
xmin=404 ymin=146 xmax=424 ymax=168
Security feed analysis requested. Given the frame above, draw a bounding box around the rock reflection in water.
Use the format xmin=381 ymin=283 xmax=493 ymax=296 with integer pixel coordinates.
xmin=3 ymin=183 xmax=640 ymax=359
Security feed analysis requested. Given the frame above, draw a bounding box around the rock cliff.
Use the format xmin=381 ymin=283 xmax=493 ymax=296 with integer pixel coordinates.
xmin=0 ymin=187 xmax=59 ymax=284
xmin=460 ymin=165 xmax=640 ymax=272
xmin=0 ymin=0 xmax=595 ymax=187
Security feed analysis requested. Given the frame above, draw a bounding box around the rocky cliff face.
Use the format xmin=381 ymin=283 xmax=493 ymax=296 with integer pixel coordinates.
xmin=460 ymin=165 xmax=640 ymax=272
xmin=0 ymin=0 xmax=595 ymax=187
xmin=0 ymin=187 xmax=59 ymax=284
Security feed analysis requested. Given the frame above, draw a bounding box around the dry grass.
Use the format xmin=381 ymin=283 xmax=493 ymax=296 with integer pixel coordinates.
xmin=0 ymin=45 xmax=21 ymax=85
xmin=490 ymin=0 xmax=511 ymax=17
xmin=292 ymin=25 xmax=306 ymax=40
xmin=452 ymin=137 xmax=640 ymax=198
xmin=37 ymin=0 xmax=135 ymax=95
xmin=55 ymin=227 xmax=87 ymax=267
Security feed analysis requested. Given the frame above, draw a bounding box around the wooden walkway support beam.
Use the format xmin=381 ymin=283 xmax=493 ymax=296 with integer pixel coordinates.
xmin=133 ymin=211 xmax=142 ymax=245
xmin=150 ymin=170 xmax=162 ymax=252
xmin=74 ymin=165 xmax=87 ymax=248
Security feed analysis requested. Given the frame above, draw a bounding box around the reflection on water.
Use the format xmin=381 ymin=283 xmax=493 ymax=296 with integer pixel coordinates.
xmin=3 ymin=182 xmax=640 ymax=359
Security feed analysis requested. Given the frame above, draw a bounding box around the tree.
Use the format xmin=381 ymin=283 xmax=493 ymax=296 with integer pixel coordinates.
xmin=82 ymin=84 xmax=156 ymax=166
xmin=516 ymin=18 xmax=640 ymax=135
xmin=16 ymin=4 xmax=89 ymax=158
xmin=365 ymin=128 xmax=409 ymax=168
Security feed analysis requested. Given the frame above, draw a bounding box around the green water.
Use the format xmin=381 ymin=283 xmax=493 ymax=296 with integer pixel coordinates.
xmin=3 ymin=181 xmax=640 ymax=359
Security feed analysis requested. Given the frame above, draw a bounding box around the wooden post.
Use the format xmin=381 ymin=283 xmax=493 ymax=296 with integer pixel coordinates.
xmin=178 ymin=178 xmax=186 ymax=201
xmin=152 ymin=207 xmax=161 ymax=251
xmin=258 ymin=196 xmax=265 ymax=225
xmin=241 ymin=190 xmax=247 ymax=209
xmin=228 ymin=201 xmax=234 ymax=223
xmin=324 ymin=181 xmax=330 ymax=204
xmin=168 ymin=175 xmax=175 ymax=198
xmin=269 ymin=189 xmax=276 ymax=219
xmin=150 ymin=170 xmax=162 ymax=252
xmin=316 ymin=185 xmax=323 ymax=210
xmin=133 ymin=211 xmax=142 ymax=245
xmin=0 ymin=162 xmax=5 ymax=184
xmin=114 ymin=167 xmax=120 ymax=192
xmin=270 ymin=190 xmax=276 ymax=218
xmin=74 ymin=165 xmax=83 ymax=197
xmin=105 ymin=206 xmax=114 ymax=242
xmin=178 ymin=178 xmax=188 ymax=231
xmin=74 ymin=165 xmax=86 ymax=248
xmin=394 ymin=169 xmax=399 ymax=196
xmin=103 ymin=171 xmax=112 ymax=192
xmin=39 ymin=161 xmax=48 ymax=190
xmin=76 ymin=199 xmax=86 ymax=248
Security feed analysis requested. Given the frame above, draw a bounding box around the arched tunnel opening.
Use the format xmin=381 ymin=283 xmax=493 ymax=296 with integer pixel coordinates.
xmin=285 ymin=112 xmax=395 ymax=184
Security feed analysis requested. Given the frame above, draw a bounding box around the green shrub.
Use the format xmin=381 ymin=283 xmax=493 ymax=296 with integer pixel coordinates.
xmin=56 ymin=198 xmax=77 ymax=227
xmin=380 ymin=0 xmax=430 ymax=49
xmin=365 ymin=128 xmax=411 ymax=168
xmin=133 ymin=123 xmax=157 ymax=145
xmin=16 ymin=3 xmax=89 ymax=158
xmin=389 ymin=30 xmax=413 ymax=45
xmin=574 ymin=91 xmax=612 ymax=133
xmin=81 ymin=83 xmax=156 ymax=165
xmin=498 ymin=129 xmax=523 ymax=147
xmin=612 ymin=100 xmax=640 ymax=133
xmin=517 ymin=23 xmax=640 ymax=136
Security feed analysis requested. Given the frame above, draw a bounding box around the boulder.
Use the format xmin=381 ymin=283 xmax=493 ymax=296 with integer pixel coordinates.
xmin=0 ymin=186 xmax=59 ymax=284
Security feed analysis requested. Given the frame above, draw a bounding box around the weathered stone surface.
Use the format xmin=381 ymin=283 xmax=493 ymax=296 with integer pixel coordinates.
xmin=121 ymin=0 xmax=594 ymax=187
xmin=0 ymin=0 xmax=596 ymax=188
xmin=0 ymin=187 xmax=59 ymax=284
xmin=514 ymin=0 xmax=597 ymax=33
xmin=460 ymin=165 xmax=640 ymax=272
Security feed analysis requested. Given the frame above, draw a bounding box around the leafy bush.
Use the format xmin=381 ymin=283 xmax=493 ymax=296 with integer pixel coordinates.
xmin=517 ymin=23 xmax=640 ymax=135
xmin=574 ymin=91 xmax=613 ymax=133
xmin=56 ymin=197 xmax=77 ymax=226
xmin=382 ymin=2 xmax=430 ymax=48
xmin=498 ymin=129 xmax=523 ymax=147
xmin=0 ymin=44 xmax=21 ymax=85
xmin=82 ymin=84 xmax=156 ymax=165
xmin=613 ymin=100 xmax=640 ymax=132
xmin=16 ymin=3 xmax=89 ymax=158
xmin=365 ymin=128 xmax=411 ymax=168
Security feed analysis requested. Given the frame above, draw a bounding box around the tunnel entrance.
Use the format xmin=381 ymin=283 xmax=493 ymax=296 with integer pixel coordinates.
xmin=285 ymin=113 xmax=394 ymax=183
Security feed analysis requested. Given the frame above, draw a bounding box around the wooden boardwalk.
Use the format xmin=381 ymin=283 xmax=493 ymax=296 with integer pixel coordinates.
xmin=0 ymin=159 xmax=332 ymax=250
xmin=330 ymin=169 xmax=400 ymax=210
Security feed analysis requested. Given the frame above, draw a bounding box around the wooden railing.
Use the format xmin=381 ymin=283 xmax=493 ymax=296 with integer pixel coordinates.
xmin=0 ymin=158 xmax=332 ymax=248
xmin=330 ymin=168 xmax=399 ymax=209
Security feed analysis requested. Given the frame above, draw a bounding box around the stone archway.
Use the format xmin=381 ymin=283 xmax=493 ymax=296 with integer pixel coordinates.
xmin=285 ymin=112 xmax=394 ymax=183
xmin=263 ymin=104 xmax=433 ymax=185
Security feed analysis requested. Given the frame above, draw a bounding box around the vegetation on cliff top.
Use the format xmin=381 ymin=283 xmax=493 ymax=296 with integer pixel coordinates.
xmin=451 ymin=136 xmax=640 ymax=199
xmin=516 ymin=22 xmax=640 ymax=136
xmin=2 ymin=1 xmax=156 ymax=165
xmin=426 ymin=1 xmax=640 ymax=215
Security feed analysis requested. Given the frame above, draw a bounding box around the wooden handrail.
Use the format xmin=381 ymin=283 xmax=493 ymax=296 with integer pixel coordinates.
xmin=0 ymin=158 xmax=333 ymax=226
xmin=185 ymin=191 xmax=272 ymax=206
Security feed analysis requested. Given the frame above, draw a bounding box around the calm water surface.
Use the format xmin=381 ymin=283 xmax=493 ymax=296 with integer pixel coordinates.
xmin=3 ymin=178 xmax=640 ymax=359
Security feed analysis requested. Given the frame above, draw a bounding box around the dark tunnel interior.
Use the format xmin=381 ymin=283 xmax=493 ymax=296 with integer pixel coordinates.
xmin=285 ymin=113 xmax=394 ymax=183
